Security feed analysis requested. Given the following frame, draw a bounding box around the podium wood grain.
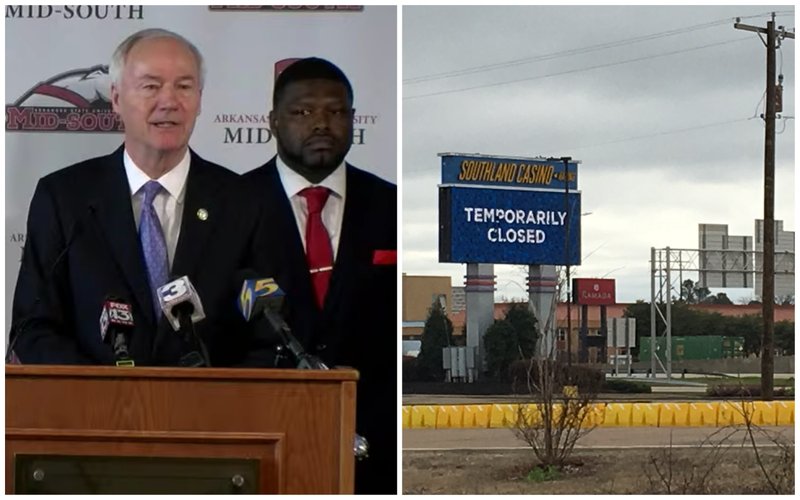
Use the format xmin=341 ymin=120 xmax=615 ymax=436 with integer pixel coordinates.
xmin=6 ymin=365 xmax=357 ymax=494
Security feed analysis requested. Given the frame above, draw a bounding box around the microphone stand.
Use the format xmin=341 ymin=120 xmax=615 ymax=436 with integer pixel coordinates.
xmin=261 ymin=309 xmax=368 ymax=459
xmin=177 ymin=310 xmax=209 ymax=367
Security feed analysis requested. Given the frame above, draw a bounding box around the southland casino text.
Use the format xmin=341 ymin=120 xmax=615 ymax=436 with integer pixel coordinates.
xmin=439 ymin=152 xmax=581 ymax=266
xmin=456 ymin=157 xmax=576 ymax=185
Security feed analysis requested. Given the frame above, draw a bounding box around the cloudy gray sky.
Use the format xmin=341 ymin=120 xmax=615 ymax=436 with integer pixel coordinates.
xmin=402 ymin=5 xmax=795 ymax=303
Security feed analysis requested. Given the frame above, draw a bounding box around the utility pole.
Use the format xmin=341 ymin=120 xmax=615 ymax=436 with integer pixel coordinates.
xmin=734 ymin=13 xmax=794 ymax=401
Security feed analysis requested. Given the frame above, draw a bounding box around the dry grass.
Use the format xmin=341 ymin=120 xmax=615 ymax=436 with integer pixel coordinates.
xmin=402 ymin=447 xmax=794 ymax=494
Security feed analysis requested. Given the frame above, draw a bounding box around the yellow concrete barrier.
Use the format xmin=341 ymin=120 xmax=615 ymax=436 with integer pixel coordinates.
xmin=402 ymin=406 xmax=411 ymax=429
xmin=488 ymin=404 xmax=506 ymax=428
xmin=548 ymin=402 xmax=564 ymax=425
xmin=659 ymin=402 xmax=691 ymax=426
xmin=516 ymin=403 xmax=542 ymax=427
xmin=716 ymin=401 xmax=733 ymax=426
xmin=674 ymin=402 xmax=693 ymax=426
xmin=754 ymin=401 xmax=777 ymax=426
xmin=502 ymin=403 xmax=520 ymax=427
xmin=741 ymin=401 xmax=759 ymax=425
xmin=462 ymin=404 xmax=492 ymax=428
xmin=775 ymin=401 xmax=794 ymax=426
xmin=718 ymin=401 xmax=747 ymax=426
xmin=632 ymin=403 xmax=660 ymax=426
xmin=689 ymin=402 xmax=719 ymax=426
xmin=602 ymin=403 xmax=632 ymax=426
xmin=524 ymin=402 xmax=598 ymax=428
xmin=404 ymin=400 xmax=794 ymax=429
xmin=742 ymin=401 xmax=766 ymax=426
xmin=410 ymin=405 xmax=437 ymax=429
xmin=585 ymin=403 xmax=607 ymax=427
xmin=488 ymin=403 xmax=519 ymax=428
xmin=436 ymin=405 xmax=464 ymax=429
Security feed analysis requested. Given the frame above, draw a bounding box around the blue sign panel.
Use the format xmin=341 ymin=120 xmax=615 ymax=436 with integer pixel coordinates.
xmin=440 ymin=186 xmax=581 ymax=265
xmin=441 ymin=153 xmax=578 ymax=191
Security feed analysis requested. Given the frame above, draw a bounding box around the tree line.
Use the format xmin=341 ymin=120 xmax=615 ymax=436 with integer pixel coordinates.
xmin=624 ymin=300 xmax=794 ymax=357
xmin=407 ymin=293 xmax=794 ymax=382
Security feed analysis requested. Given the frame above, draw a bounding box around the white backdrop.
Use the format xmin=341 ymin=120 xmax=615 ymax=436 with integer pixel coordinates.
xmin=5 ymin=5 xmax=397 ymax=336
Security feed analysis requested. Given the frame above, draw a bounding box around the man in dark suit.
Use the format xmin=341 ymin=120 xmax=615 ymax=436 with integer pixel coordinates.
xmin=10 ymin=28 xmax=253 ymax=367
xmin=242 ymin=58 xmax=397 ymax=494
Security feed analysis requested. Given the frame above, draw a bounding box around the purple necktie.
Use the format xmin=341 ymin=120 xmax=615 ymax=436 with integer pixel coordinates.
xmin=139 ymin=181 xmax=169 ymax=317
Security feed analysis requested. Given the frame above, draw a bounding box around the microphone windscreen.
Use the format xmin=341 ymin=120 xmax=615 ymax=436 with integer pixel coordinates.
xmin=237 ymin=274 xmax=285 ymax=321
xmin=157 ymin=276 xmax=206 ymax=331
xmin=99 ymin=296 xmax=133 ymax=341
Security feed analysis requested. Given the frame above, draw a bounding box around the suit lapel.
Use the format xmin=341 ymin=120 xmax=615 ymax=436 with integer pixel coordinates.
xmin=324 ymin=165 xmax=364 ymax=315
xmin=90 ymin=147 xmax=155 ymax=326
xmin=171 ymin=152 xmax=221 ymax=280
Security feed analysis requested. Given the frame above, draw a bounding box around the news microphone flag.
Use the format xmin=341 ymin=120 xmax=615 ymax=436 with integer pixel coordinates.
xmin=99 ymin=297 xmax=135 ymax=367
xmin=99 ymin=299 xmax=134 ymax=341
xmin=157 ymin=276 xmax=206 ymax=331
xmin=238 ymin=277 xmax=284 ymax=321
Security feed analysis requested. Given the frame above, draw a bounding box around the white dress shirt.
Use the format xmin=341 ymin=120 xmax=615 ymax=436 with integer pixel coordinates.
xmin=124 ymin=149 xmax=190 ymax=268
xmin=276 ymin=156 xmax=346 ymax=260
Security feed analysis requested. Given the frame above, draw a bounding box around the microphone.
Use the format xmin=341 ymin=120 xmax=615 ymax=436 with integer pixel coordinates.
xmin=99 ymin=297 xmax=135 ymax=367
xmin=236 ymin=273 xmax=369 ymax=459
xmin=237 ymin=275 xmax=327 ymax=370
xmin=156 ymin=276 xmax=210 ymax=367
xmin=6 ymin=203 xmax=95 ymax=364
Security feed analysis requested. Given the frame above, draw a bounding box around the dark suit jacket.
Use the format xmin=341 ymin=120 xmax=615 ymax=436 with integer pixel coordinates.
xmin=242 ymin=157 xmax=397 ymax=494
xmin=10 ymin=145 xmax=255 ymax=367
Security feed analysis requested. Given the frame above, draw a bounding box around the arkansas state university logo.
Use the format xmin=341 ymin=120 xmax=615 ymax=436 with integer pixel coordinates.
xmin=6 ymin=65 xmax=123 ymax=132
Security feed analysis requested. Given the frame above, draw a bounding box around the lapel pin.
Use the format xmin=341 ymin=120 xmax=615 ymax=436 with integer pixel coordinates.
xmin=196 ymin=208 xmax=209 ymax=221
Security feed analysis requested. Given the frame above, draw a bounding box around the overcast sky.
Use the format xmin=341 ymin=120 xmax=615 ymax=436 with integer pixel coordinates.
xmin=402 ymin=5 xmax=795 ymax=304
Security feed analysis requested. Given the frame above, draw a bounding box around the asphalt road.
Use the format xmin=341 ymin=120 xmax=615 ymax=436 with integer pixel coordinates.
xmin=403 ymin=391 xmax=794 ymax=405
xmin=404 ymin=426 xmax=795 ymax=451
xmin=402 ymin=392 xmax=715 ymax=405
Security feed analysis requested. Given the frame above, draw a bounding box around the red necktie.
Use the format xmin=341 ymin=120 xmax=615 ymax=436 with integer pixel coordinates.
xmin=300 ymin=187 xmax=333 ymax=308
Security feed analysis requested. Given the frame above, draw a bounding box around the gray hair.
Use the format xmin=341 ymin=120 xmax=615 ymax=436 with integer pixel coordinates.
xmin=109 ymin=28 xmax=205 ymax=88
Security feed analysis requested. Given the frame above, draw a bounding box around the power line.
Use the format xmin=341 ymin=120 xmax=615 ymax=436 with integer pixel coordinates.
xmin=403 ymin=116 xmax=754 ymax=175
xmin=404 ymin=11 xmax=794 ymax=85
xmin=405 ymin=19 xmax=728 ymax=84
xmin=558 ymin=117 xmax=753 ymax=152
xmin=405 ymin=38 xmax=750 ymax=101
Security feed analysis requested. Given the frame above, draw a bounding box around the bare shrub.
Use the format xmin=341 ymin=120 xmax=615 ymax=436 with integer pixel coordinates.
xmin=643 ymin=388 xmax=794 ymax=494
xmin=512 ymin=357 xmax=600 ymax=468
xmin=732 ymin=395 xmax=795 ymax=494
xmin=641 ymin=428 xmax=738 ymax=494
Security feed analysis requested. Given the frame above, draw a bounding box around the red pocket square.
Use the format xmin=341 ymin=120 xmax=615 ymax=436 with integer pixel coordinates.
xmin=372 ymin=249 xmax=396 ymax=265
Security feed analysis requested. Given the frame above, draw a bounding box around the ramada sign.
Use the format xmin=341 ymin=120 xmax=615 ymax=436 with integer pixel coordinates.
xmin=573 ymin=278 xmax=616 ymax=305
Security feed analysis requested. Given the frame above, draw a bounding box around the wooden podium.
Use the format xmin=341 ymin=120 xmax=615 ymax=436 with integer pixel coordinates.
xmin=5 ymin=365 xmax=358 ymax=494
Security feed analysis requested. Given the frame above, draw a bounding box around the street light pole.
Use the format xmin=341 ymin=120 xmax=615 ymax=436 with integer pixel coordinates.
xmin=562 ymin=157 xmax=573 ymax=369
